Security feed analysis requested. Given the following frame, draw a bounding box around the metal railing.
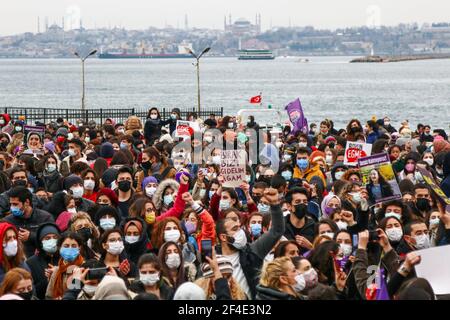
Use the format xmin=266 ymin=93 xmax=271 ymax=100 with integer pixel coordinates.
xmin=1 ymin=106 xmax=223 ymax=125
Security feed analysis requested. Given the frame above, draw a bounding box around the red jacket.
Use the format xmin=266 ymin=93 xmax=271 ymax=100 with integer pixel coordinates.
xmin=195 ymin=209 xmax=216 ymax=251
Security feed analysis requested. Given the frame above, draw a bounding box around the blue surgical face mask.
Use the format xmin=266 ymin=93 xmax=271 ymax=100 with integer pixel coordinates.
xmin=163 ymin=194 xmax=174 ymax=206
xmin=59 ymin=247 xmax=80 ymax=262
xmin=208 ymin=190 xmax=215 ymax=199
xmin=281 ymin=171 xmax=292 ymax=181
xmin=297 ymin=159 xmax=309 ymax=170
xmin=219 ymin=199 xmax=231 ymax=211
xmin=250 ymin=223 xmax=262 ymax=237
xmin=10 ymin=206 xmax=24 ymax=217
xmin=257 ymin=203 xmax=270 ymax=214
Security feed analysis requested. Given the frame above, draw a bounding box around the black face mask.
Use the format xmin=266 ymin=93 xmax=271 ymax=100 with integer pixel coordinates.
xmin=0 ymin=141 xmax=7 ymax=149
xmin=17 ymin=291 xmax=33 ymax=300
xmin=293 ymin=204 xmax=308 ymax=220
xmin=118 ymin=180 xmax=132 ymax=192
xmin=13 ymin=179 xmax=27 ymax=187
xmin=77 ymin=227 xmax=92 ymax=241
xmin=141 ymin=161 xmax=152 ymax=170
xmin=350 ymin=127 xmax=361 ymax=133
xmin=416 ymin=198 xmax=431 ymax=212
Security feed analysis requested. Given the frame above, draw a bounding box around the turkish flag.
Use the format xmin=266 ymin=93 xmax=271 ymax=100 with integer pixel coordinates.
xmin=250 ymin=95 xmax=262 ymax=104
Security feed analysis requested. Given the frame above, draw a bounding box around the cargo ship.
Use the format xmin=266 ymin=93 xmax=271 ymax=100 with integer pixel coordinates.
xmin=238 ymin=49 xmax=275 ymax=60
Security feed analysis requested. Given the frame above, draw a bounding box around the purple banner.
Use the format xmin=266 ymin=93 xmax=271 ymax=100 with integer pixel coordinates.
xmin=285 ymin=98 xmax=308 ymax=135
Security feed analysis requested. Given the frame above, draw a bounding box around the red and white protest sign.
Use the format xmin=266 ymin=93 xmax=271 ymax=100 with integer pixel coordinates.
xmin=175 ymin=120 xmax=200 ymax=138
xmin=344 ymin=141 xmax=372 ymax=166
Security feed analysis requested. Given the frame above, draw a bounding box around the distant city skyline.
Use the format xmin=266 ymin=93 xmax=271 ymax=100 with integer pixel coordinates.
xmin=1 ymin=0 xmax=450 ymax=36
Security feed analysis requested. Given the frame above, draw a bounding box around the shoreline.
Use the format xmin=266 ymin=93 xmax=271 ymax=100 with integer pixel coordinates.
xmin=350 ymin=54 xmax=450 ymax=63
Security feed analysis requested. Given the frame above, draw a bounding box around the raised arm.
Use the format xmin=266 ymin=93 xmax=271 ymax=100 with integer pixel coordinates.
xmin=250 ymin=188 xmax=285 ymax=260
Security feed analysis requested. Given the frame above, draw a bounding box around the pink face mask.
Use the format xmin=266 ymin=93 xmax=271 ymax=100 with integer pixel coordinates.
xmin=405 ymin=163 xmax=415 ymax=172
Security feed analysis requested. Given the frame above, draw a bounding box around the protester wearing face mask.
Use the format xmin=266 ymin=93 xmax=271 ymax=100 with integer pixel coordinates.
xmin=181 ymin=193 xmax=216 ymax=252
xmin=209 ymin=176 xmax=258 ymax=221
xmin=95 ymin=206 xmax=121 ymax=234
xmin=114 ymin=166 xmax=135 ymax=219
xmin=100 ymin=229 xmax=137 ymax=278
xmin=256 ymin=256 xmax=305 ymax=300
xmin=81 ymin=169 xmax=98 ymax=202
xmin=25 ymin=223 xmax=61 ymax=299
xmin=283 ymin=188 xmax=316 ymax=254
xmin=121 ymin=218 xmax=151 ymax=265
xmin=380 ymin=216 xmax=404 ymax=251
xmin=413 ymin=184 xmax=434 ymax=218
xmin=45 ymin=232 xmax=85 ymax=300
xmin=59 ymin=139 xmax=87 ymax=176
xmin=245 ymin=212 xmax=265 ymax=242
xmin=398 ymin=155 xmax=421 ymax=184
xmin=39 ymin=155 xmax=62 ymax=195
xmin=293 ymin=148 xmax=326 ymax=186
xmin=141 ymin=176 xmax=158 ymax=200
xmin=0 ymin=268 xmax=35 ymax=300
xmin=96 ymin=188 xmax=119 ymax=208
xmin=158 ymin=241 xmax=196 ymax=290
xmin=427 ymin=210 xmax=442 ymax=246
xmin=129 ymin=253 xmax=174 ymax=300
xmin=397 ymin=221 xmax=431 ymax=255
xmin=3 ymin=186 xmax=54 ymax=258
xmin=0 ymin=223 xmax=30 ymax=283
xmin=152 ymin=179 xmax=180 ymax=214
xmin=215 ymin=187 xmax=284 ymax=299
xmin=58 ymin=174 xmax=95 ymax=214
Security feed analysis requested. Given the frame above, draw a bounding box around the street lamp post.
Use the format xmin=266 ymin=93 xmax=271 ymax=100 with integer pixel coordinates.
xmin=187 ymin=47 xmax=210 ymax=115
xmin=74 ymin=49 xmax=97 ymax=112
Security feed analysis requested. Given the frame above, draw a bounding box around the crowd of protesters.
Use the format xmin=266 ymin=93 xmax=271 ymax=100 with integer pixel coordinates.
xmin=0 ymin=109 xmax=449 ymax=300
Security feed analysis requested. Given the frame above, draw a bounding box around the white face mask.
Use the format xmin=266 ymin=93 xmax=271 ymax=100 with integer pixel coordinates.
xmin=145 ymin=186 xmax=157 ymax=198
xmin=414 ymin=234 xmax=431 ymax=250
xmin=322 ymin=232 xmax=335 ymax=240
xmin=71 ymin=186 xmax=84 ymax=199
xmin=67 ymin=207 xmax=77 ymax=214
xmin=199 ymin=189 xmax=206 ymax=198
xmin=140 ymin=273 xmax=160 ymax=286
xmin=429 ymin=217 xmax=440 ymax=228
xmin=47 ymin=164 xmax=57 ymax=173
xmin=150 ymin=114 xmax=158 ymax=120
xmin=163 ymin=194 xmax=174 ymax=206
xmin=386 ymin=227 xmax=403 ymax=242
xmin=100 ymin=217 xmax=116 ymax=230
xmin=125 ymin=235 xmax=140 ymax=244
xmin=212 ymin=155 xmax=221 ymax=165
xmin=219 ymin=199 xmax=231 ymax=211
xmin=335 ymin=171 xmax=345 ymax=180
xmin=298 ymin=142 xmax=307 ymax=148
xmin=164 ymin=229 xmax=181 ymax=243
xmin=165 ymin=253 xmax=181 ymax=269
xmin=107 ymin=240 xmax=124 ymax=255
xmin=84 ymin=180 xmax=95 ymax=191
xmin=293 ymin=274 xmax=306 ymax=292
xmin=336 ymin=221 xmax=348 ymax=231
xmin=340 ymin=243 xmax=352 ymax=257
xmin=68 ymin=148 xmax=77 ymax=157
xmin=350 ymin=192 xmax=362 ymax=204
xmin=230 ymin=229 xmax=247 ymax=250
xmin=3 ymin=240 xmax=18 ymax=257
xmin=423 ymin=158 xmax=434 ymax=166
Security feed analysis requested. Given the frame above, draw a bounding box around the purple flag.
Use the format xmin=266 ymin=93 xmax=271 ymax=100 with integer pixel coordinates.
xmin=285 ymin=98 xmax=308 ymax=135
xmin=375 ymin=268 xmax=390 ymax=300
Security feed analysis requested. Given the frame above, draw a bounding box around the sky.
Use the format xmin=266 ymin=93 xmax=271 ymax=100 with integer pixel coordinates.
xmin=1 ymin=0 xmax=450 ymax=36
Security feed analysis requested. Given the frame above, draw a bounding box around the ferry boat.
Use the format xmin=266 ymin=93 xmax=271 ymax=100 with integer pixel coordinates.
xmin=238 ymin=49 xmax=275 ymax=60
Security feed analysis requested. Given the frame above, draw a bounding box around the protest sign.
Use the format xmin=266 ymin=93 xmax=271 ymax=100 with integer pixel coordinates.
xmin=220 ymin=149 xmax=247 ymax=188
xmin=415 ymin=245 xmax=450 ymax=295
xmin=358 ymin=153 xmax=401 ymax=204
xmin=344 ymin=141 xmax=372 ymax=166
xmin=175 ymin=120 xmax=200 ymax=138
xmin=417 ymin=167 xmax=450 ymax=205
xmin=23 ymin=126 xmax=45 ymax=147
